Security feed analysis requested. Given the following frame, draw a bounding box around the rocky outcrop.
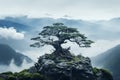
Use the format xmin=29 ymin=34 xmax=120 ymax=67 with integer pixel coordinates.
xmin=29 ymin=53 xmax=113 ymax=80
xmin=0 ymin=52 xmax=113 ymax=80
xmin=92 ymin=44 xmax=120 ymax=80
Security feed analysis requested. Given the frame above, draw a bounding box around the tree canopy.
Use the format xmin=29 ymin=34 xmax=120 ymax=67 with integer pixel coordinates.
xmin=30 ymin=23 xmax=94 ymax=55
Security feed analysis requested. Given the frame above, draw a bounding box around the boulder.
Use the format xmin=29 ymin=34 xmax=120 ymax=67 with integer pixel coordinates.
xmin=29 ymin=53 xmax=113 ymax=80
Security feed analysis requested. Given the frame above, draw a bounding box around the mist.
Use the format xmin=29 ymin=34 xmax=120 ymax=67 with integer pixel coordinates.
xmin=0 ymin=59 xmax=34 ymax=73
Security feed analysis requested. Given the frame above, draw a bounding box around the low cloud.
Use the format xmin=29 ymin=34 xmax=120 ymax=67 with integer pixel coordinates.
xmin=24 ymin=45 xmax=54 ymax=61
xmin=62 ymin=40 xmax=120 ymax=57
xmin=0 ymin=59 xmax=34 ymax=73
xmin=0 ymin=27 xmax=24 ymax=40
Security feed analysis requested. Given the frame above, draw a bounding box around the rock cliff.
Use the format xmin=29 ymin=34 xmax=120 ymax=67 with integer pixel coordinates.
xmin=0 ymin=52 xmax=113 ymax=80
xmin=29 ymin=53 xmax=113 ymax=80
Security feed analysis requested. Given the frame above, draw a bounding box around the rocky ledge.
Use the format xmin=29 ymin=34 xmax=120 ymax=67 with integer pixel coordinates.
xmin=0 ymin=53 xmax=113 ymax=80
xmin=29 ymin=53 xmax=113 ymax=80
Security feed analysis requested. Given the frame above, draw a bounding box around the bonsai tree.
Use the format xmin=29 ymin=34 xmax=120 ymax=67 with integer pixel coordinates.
xmin=30 ymin=23 xmax=93 ymax=56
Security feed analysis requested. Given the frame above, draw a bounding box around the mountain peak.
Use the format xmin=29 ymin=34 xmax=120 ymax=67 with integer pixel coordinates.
xmin=28 ymin=53 xmax=113 ymax=80
xmin=92 ymin=44 xmax=120 ymax=80
xmin=113 ymin=44 xmax=120 ymax=48
xmin=0 ymin=44 xmax=33 ymax=66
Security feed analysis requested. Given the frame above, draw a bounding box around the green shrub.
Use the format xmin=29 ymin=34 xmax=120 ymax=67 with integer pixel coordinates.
xmin=100 ymin=69 xmax=112 ymax=77
xmin=19 ymin=69 xmax=28 ymax=73
xmin=1 ymin=71 xmax=13 ymax=75
xmin=8 ymin=75 xmax=16 ymax=80
xmin=93 ymin=67 xmax=100 ymax=74
xmin=32 ymin=73 xmax=47 ymax=80
xmin=0 ymin=77 xmax=5 ymax=80
xmin=14 ymin=72 xmax=19 ymax=77
xmin=17 ymin=71 xmax=32 ymax=80
xmin=0 ymin=69 xmax=48 ymax=80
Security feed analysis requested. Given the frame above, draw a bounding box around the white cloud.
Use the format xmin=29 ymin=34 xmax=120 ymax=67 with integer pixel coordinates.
xmin=0 ymin=27 xmax=24 ymax=40
xmin=23 ymin=39 xmax=120 ymax=60
xmin=82 ymin=40 xmax=120 ymax=57
xmin=24 ymin=45 xmax=54 ymax=61
xmin=62 ymin=40 xmax=120 ymax=57
xmin=0 ymin=0 xmax=120 ymax=20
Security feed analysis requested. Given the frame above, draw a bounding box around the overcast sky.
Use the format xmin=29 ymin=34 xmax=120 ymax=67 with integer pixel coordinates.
xmin=0 ymin=0 xmax=120 ymax=59
xmin=0 ymin=0 xmax=120 ymax=20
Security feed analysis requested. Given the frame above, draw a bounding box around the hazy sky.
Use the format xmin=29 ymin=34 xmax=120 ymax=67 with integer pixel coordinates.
xmin=0 ymin=0 xmax=120 ymax=20
xmin=1 ymin=0 xmax=120 ymax=73
xmin=0 ymin=0 xmax=120 ymax=59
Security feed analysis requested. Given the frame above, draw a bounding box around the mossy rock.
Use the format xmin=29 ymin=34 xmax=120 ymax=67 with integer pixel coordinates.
xmin=93 ymin=67 xmax=100 ymax=74
xmin=100 ymin=69 xmax=113 ymax=79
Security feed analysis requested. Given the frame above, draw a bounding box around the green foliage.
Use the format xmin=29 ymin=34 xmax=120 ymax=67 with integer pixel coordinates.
xmin=30 ymin=23 xmax=94 ymax=54
xmin=100 ymin=69 xmax=112 ymax=77
xmin=93 ymin=68 xmax=113 ymax=79
xmin=0 ymin=69 xmax=47 ymax=80
xmin=8 ymin=75 xmax=16 ymax=80
xmin=1 ymin=71 xmax=13 ymax=75
xmin=13 ymin=72 xmax=19 ymax=77
xmin=1 ymin=71 xmax=15 ymax=80
xmin=19 ymin=69 xmax=29 ymax=75
xmin=93 ymin=67 xmax=100 ymax=74
xmin=21 ymin=73 xmax=32 ymax=80
xmin=16 ymin=69 xmax=32 ymax=80
xmin=32 ymin=73 xmax=47 ymax=80
xmin=0 ymin=77 xmax=5 ymax=80
xmin=73 ymin=56 xmax=81 ymax=61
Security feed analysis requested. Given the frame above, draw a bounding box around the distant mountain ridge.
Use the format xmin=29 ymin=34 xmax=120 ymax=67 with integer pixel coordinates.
xmin=0 ymin=44 xmax=33 ymax=66
xmin=0 ymin=20 xmax=30 ymax=31
xmin=3 ymin=16 xmax=120 ymax=40
xmin=92 ymin=44 xmax=120 ymax=80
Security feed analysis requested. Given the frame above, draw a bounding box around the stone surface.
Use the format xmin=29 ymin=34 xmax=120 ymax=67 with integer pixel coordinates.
xmin=29 ymin=53 xmax=113 ymax=80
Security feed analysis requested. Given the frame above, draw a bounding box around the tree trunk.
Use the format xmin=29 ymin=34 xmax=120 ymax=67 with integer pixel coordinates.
xmin=52 ymin=41 xmax=72 ymax=58
xmin=52 ymin=42 xmax=63 ymax=53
